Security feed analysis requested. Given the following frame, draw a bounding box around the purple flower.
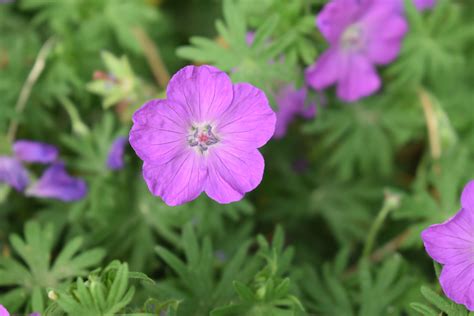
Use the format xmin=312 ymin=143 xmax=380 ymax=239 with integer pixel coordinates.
xmin=106 ymin=136 xmax=128 ymax=170
xmin=0 ymin=304 xmax=9 ymax=316
xmin=305 ymin=0 xmax=408 ymax=102
xmin=246 ymin=31 xmax=255 ymax=46
xmin=274 ymin=85 xmax=316 ymax=139
xmin=26 ymin=163 xmax=87 ymax=202
xmin=0 ymin=156 xmax=29 ymax=191
xmin=421 ymin=180 xmax=474 ymax=311
xmin=129 ymin=65 xmax=276 ymax=206
xmin=13 ymin=140 xmax=58 ymax=164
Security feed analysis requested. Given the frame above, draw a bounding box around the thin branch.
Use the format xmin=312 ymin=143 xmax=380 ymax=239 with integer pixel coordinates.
xmin=133 ymin=27 xmax=170 ymax=88
xmin=7 ymin=37 xmax=56 ymax=142
xmin=418 ymin=88 xmax=441 ymax=160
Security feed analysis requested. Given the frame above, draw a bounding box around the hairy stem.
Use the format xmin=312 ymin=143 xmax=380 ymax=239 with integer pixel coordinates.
xmin=362 ymin=192 xmax=400 ymax=260
xmin=418 ymin=88 xmax=441 ymax=160
xmin=133 ymin=27 xmax=170 ymax=88
xmin=7 ymin=37 xmax=56 ymax=142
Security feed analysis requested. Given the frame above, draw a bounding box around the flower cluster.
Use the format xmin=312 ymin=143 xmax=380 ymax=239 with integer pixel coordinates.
xmin=422 ymin=180 xmax=474 ymax=311
xmin=129 ymin=65 xmax=276 ymax=206
xmin=0 ymin=140 xmax=86 ymax=202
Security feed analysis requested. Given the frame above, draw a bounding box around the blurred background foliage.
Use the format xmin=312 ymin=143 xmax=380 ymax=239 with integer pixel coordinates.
xmin=0 ymin=0 xmax=474 ymax=315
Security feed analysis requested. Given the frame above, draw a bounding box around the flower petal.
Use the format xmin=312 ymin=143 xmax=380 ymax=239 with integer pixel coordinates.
xmin=0 ymin=156 xmax=29 ymax=191
xmin=142 ymin=150 xmax=207 ymax=206
xmin=13 ymin=140 xmax=58 ymax=164
xmin=274 ymin=85 xmax=314 ymax=139
xmin=305 ymin=49 xmax=342 ymax=91
xmin=106 ymin=136 xmax=128 ymax=170
xmin=363 ymin=7 xmax=408 ymax=64
xmin=0 ymin=304 xmax=9 ymax=316
xmin=217 ymin=83 xmax=276 ymax=149
xmin=26 ymin=163 xmax=87 ymax=201
xmin=461 ymin=180 xmax=474 ymax=212
xmin=337 ymin=54 xmax=381 ymax=102
xmin=205 ymin=147 xmax=264 ymax=204
xmin=439 ymin=262 xmax=474 ymax=311
xmin=129 ymin=99 xmax=188 ymax=163
xmin=316 ymin=0 xmax=363 ymax=44
xmin=421 ymin=207 xmax=474 ymax=265
xmin=166 ymin=65 xmax=234 ymax=122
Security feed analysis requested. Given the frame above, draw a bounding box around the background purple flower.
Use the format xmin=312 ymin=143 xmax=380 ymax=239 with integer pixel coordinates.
xmin=26 ymin=163 xmax=87 ymax=201
xmin=106 ymin=136 xmax=128 ymax=170
xmin=0 ymin=156 xmax=29 ymax=191
xmin=305 ymin=0 xmax=408 ymax=102
xmin=274 ymin=85 xmax=316 ymax=139
xmin=421 ymin=180 xmax=474 ymax=311
xmin=129 ymin=65 xmax=276 ymax=206
xmin=13 ymin=140 xmax=58 ymax=164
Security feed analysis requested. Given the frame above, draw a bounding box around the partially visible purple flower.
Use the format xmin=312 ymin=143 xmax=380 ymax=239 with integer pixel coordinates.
xmin=246 ymin=32 xmax=255 ymax=46
xmin=421 ymin=180 xmax=474 ymax=311
xmin=13 ymin=140 xmax=58 ymax=164
xmin=129 ymin=65 xmax=276 ymax=206
xmin=305 ymin=0 xmax=408 ymax=102
xmin=26 ymin=163 xmax=87 ymax=202
xmin=29 ymin=313 xmax=40 ymax=316
xmin=106 ymin=136 xmax=128 ymax=170
xmin=274 ymin=85 xmax=316 ymax=139
xmin=0 ymin=156 xmax=29 ymax=191
xmin=0 ymin=304 xmax=9 ymax=316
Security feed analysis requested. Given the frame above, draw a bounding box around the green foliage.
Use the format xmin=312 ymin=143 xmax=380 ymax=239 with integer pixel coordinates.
xmin=177 ymin=0 xmax=304 ymax=103
xmin=0 ymin=221 xmax=105 ymax=313
xmin=153 ymin=223 xmax=260 ymax=315
xmin=389 ymin=0 xmax=473 ymax=90
xmin=302 ymin=251 xmax=412 ymax=316
xmin=44 ymin=261 xmax=164 ymax=316
xmin=211 ymin=226 xmax=305 ymax=316
xmin=411 ymin=286 xmax=471 ymax=316
xmin=1 ymin=0 xmax=474 ymax=315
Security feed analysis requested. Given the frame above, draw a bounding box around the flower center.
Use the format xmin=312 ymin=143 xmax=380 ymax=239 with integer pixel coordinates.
xmin=187 ymin=123 xmax=219 ymax=154
xmin=341 ymin=24 xmax=364 ymax=52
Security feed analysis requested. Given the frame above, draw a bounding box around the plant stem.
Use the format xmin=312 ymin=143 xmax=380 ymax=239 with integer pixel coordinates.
xmin=133 ymin=27 xmax=170 ymax=88
xmin=418 ymin=88 xmax=441 ymax=160
xmin=7 ymin=37 xmax=56 ymax=142
xmin=362 ymin=193 xmax=400 ymax=260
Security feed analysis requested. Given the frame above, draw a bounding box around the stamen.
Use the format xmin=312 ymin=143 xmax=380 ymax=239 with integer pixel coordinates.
xmin=187 ymin=124 xmax=219 ymax=153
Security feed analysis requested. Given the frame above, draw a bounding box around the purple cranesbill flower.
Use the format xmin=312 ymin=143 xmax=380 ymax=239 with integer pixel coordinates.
xmin=26 ymin=163 xmax=87 ymax=202
xmin=0 ymin=304 xmax=9 ymax=316
xmin=274 ymin=85 xmax=316 ymax=139
xmin=106 ymin=136 xmax=128 ymax=170
xmin=421 ymin=180 xmax=474 ymax=311
xmin=0 ymin=156 xmax=29 ymax=191
xmin=305 ymin=0 xmax=408 ymax=102
xmin=13 ymin=140 xmax=58 ymax=164
xmin=129 ymin=65 xmax=276 ymax=206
